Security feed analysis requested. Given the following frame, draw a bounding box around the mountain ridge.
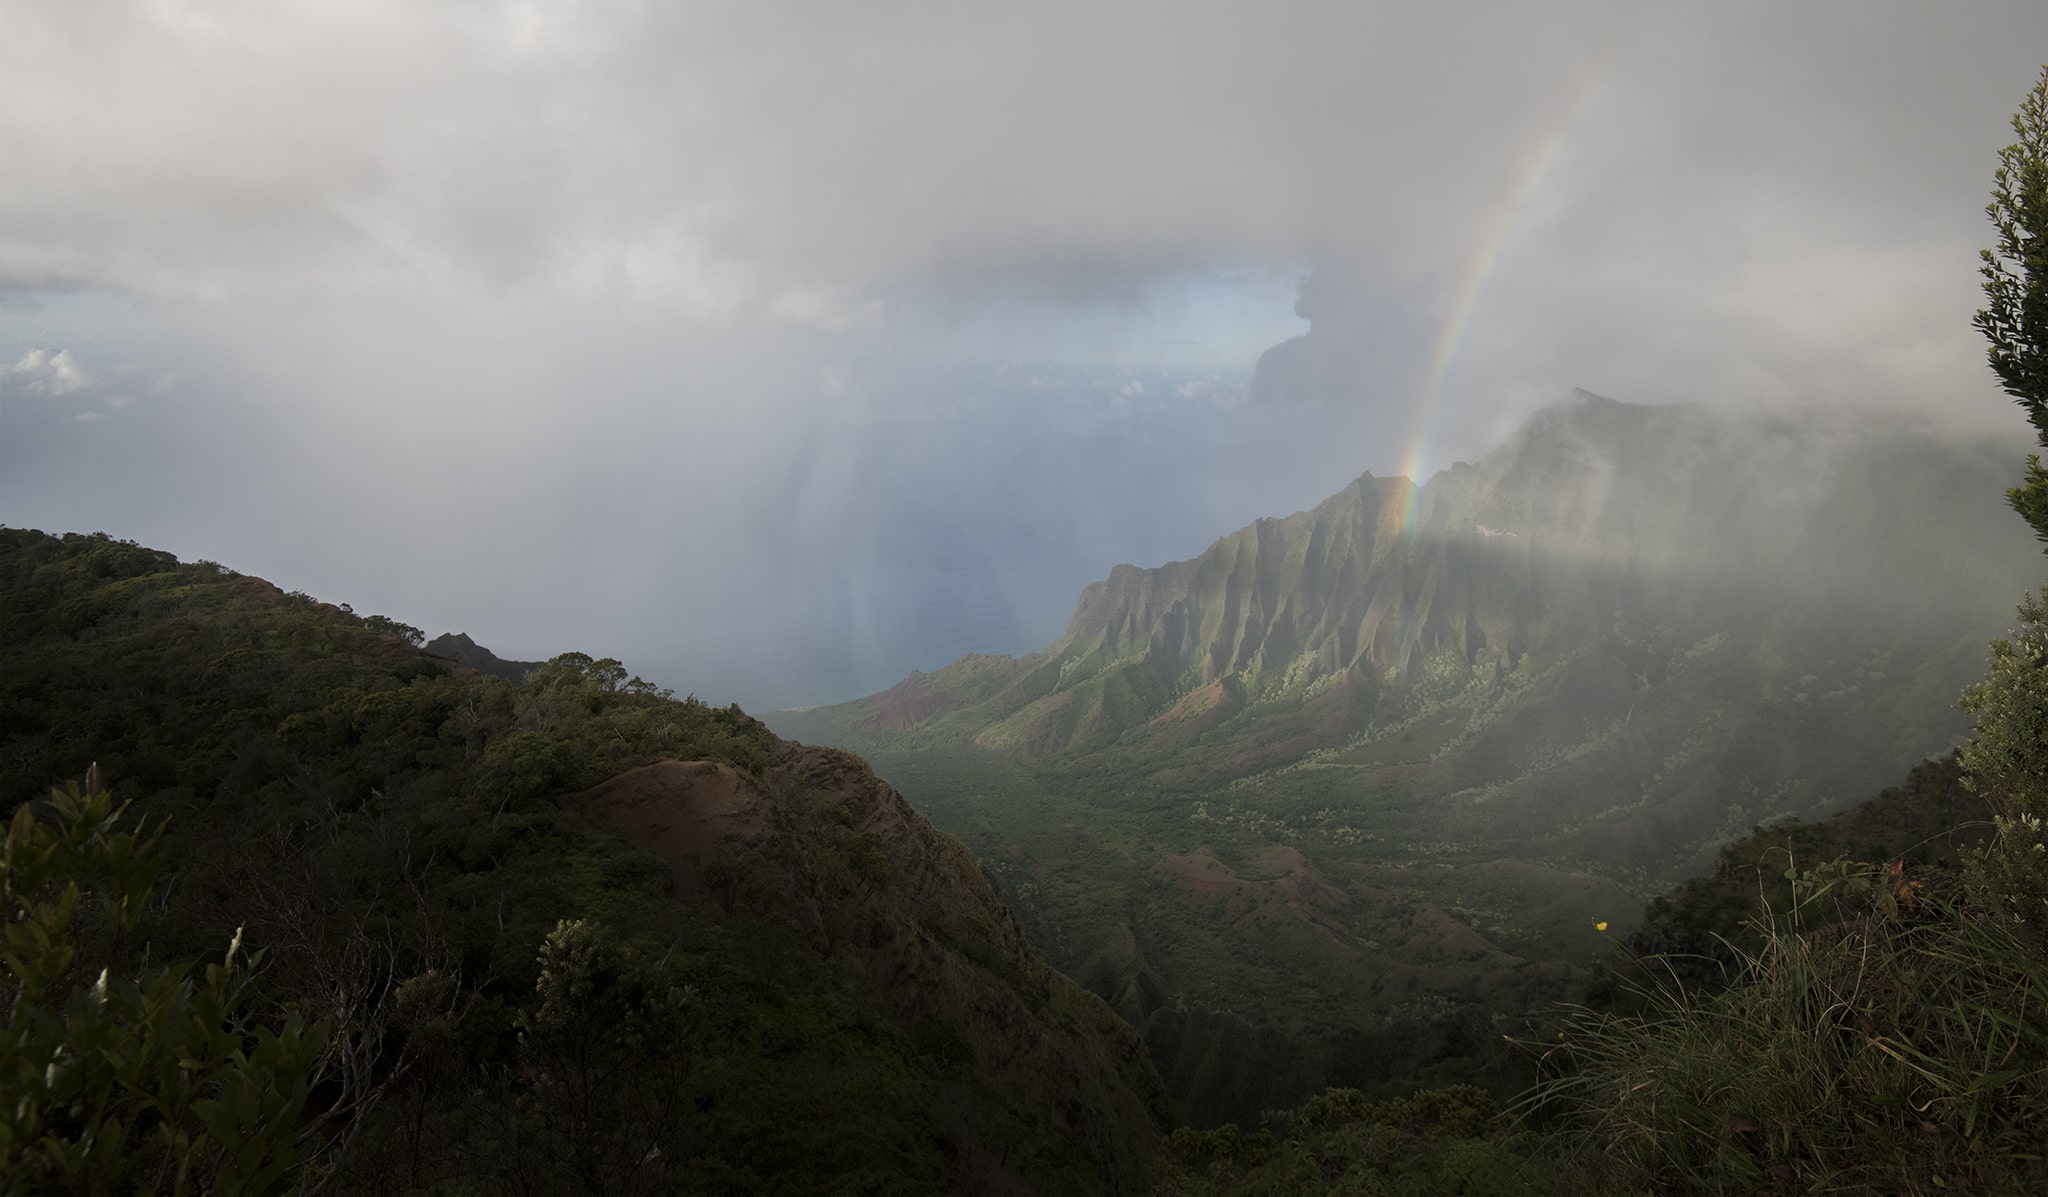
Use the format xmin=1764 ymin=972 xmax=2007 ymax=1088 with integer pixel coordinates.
xmin=422 ymin=630 xmax=547 ymax=682
xmin=827 ymin=393 xmax=2032 ymax=768
xmin=771 ymin=391 xmax=2043 ymax=1125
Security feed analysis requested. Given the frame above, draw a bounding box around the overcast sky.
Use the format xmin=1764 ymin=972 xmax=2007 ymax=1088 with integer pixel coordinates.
xmin=3 ymin=2 xmax=2046 ymax=707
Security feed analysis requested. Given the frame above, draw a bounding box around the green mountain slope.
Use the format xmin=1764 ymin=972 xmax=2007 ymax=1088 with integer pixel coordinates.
xmin=0 ymin=528 xmax=1168 ymax=1194
xmin=772 ymin=393 xmax=2041 ymax=1127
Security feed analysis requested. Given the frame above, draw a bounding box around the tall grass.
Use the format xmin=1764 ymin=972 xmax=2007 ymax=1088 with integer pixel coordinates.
xmin=1534 ymin=875 xmax=2048 ymax=1195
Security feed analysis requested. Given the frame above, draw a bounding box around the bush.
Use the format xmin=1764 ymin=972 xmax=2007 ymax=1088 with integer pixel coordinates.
xmin=1959 ymin=587 xmax=2048 ymax=941
xmin=1 ymin=781 xmax=330 ymax=1195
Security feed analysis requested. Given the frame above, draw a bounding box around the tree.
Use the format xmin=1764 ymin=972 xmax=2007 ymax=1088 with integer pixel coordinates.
xmin=1966 ymin=66 xmax=2048 ymax=938
xmin=1976 ymin=66 xmax=2048 ymax=546
xmin=361 ymin=613 xmax=426 ymax=647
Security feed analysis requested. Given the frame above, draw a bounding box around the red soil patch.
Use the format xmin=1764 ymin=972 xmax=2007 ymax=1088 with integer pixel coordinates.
xmin=226 ymin=577 xmax=285 ymax=600
xmin=1150 ymin=680 xmax=1227 ymax=727
xmin=1251 ymin=846 xmax=1310 ymax=874
xmin=574 ymin=760 xmax=768 ymax=902
xmin=1153 ymin=851 xmax=1247 ymax=898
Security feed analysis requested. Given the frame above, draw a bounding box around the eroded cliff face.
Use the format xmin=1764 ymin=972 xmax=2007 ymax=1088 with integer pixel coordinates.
xmin=578 ymin=743 xmax=1171 ymax=1194
xmin=834 ymin=393 xmax=2037 ymax=762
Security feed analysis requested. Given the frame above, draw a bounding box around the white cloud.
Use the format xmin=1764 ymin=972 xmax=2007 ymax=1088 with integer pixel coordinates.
xmin=2 ymin=348 xmax=90 ymax=396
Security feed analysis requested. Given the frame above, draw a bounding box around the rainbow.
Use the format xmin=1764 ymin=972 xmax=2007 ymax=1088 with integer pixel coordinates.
xmin=1388 ymin=69 xmax=1607 ymax=535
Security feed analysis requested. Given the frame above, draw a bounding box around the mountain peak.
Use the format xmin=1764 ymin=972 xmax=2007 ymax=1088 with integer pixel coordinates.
xmin=422 ymin=632 xmax=546 ymax=683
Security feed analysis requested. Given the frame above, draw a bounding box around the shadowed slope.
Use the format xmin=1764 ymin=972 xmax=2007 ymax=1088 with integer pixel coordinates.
xmin=576 ymin=745 xmax=1171 ymax=1193
xmin=0 ymin=527 xmax=1170 ymax=1194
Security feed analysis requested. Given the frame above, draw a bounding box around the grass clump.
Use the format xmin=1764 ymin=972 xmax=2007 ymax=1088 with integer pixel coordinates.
xmin=1533 ymin=572 xmax=2048 ymax=1195
xmin=1535 ymin=869 xmax=2048 ymax=1195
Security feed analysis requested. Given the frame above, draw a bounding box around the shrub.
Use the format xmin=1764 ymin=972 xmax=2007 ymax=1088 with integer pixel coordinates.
xmin=1 ymin=780 xmax=330 ymax=1195
xmin=1536 ymin=878 xmax=2048 ymax=1195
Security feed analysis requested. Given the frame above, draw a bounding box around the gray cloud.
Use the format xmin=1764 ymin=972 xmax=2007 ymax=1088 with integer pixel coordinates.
xmin=5 ymin=1 xmax=2048 ymax=706
xmin=1250 ymin=262 xmax=1434 ymax=408
xmin=6 ymin=4 xmax=2043 ymax=401
xmin=0 ymin=4 xmax=1647 ymax=301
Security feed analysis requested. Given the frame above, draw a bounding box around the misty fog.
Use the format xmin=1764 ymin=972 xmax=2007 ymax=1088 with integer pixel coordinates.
xmin=5 ymin=3 xmax=2048 ymax=709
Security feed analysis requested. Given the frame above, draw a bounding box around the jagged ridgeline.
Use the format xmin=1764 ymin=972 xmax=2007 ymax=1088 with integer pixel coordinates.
xmin=420 ymin=630 xmax=546 ymax=684
xmin=773 ymin=392 xmax=2041 ymax=1127
xmin=0 ymin=529 xmax=1168 ymax=1194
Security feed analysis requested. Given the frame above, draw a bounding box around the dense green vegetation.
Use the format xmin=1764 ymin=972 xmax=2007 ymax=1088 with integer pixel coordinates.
xmin=0 ymin=528 xmax=1167 ymax=1194
xmin=1976 ymin=63 xmax=2048 ymax=545
xmin=1143 ymin=699 xmax=2047 ymax=1194
xmin=3 ymin=777 xmax=330 ymax=1194
xmin=1605 ymin=755 xmax=1991 ymax=988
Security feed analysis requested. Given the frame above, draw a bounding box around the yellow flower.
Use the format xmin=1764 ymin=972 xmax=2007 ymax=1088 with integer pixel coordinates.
xmin=1595 ymin=921 xmax=1609 ymax=933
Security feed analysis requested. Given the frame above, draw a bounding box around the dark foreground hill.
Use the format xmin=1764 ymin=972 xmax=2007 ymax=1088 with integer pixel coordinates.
xmin=0 ymin=527 xmax=1168 ymax=1194
xmin=774 ymin=393 xmax=2043 ymax=1126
